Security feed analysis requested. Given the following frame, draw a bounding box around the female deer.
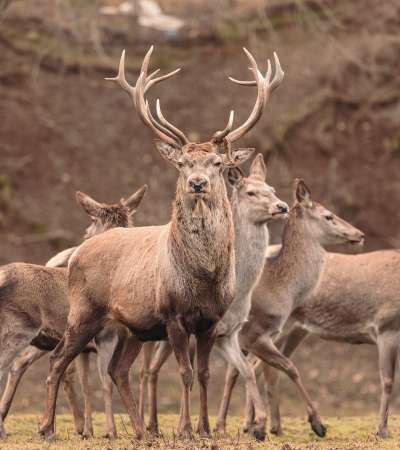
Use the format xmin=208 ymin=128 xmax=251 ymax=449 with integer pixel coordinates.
xmin=0 ymin=186 xmax=147 ymax=438
xmin=218 ymin=179 xmax=364 ymax=436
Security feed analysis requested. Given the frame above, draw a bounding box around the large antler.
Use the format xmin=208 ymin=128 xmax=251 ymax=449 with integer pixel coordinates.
xmin=106 ymin=46 xmax=189 ymax=148
xmin=222 ymin=48 xmax=284 ymax=144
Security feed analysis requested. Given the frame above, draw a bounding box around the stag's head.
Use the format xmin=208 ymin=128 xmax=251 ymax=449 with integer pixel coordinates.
xmin=292 ymin=179 xmax=364 ymax=247
xmin=228 ymin=153 xmax=289 ymax=224
xmin=106 ymin=47 xmax=284 ymax=211
xmin=76 ymin=185 xmax=148 ymax=239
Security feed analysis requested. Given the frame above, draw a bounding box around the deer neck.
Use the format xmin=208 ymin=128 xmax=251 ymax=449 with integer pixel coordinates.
xmin=232 ymin=199 xmax=269 ymax=298
xmin=277 ymin=209 xmax=326 ymax=308
xmin=169 ymin=183 xmax=235 ymax=281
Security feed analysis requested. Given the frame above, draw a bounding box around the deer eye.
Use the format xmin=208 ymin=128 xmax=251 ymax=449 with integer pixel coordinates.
xmin=177 ymin=160 xmax=184 ymax=168
xmin=247 ymin=191 xmax=256 ymax=197
xmin=214 ymin=160 xmax=222 ymax=167
xmin=325 ymin=214 xmax=334 ymax=221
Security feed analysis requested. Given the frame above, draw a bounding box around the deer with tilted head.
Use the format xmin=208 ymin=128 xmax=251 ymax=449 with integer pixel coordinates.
xmin=0 ymin=186 xmax=147 ymax=439
xmin=217 ymin=179 xmax=364 ymax=437
xmin=38 ymin=45 xmax=284 ymax=440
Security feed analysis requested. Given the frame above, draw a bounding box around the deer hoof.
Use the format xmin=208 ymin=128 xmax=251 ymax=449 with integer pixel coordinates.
xmin=39 ymin=426 xmax=56 ymax=441
xmin=197 ymin=428 xmax=211 ymax=438
xmin=308 ymin=415 xmax=327 ymax=437
xmin=377 ymin=428 xmax=389 ymax=439
xmin=251 ymin=428 xmax=266 ymax=441
xmin=103 ymin=431 xmax=118 ymax=439
xmin=214 ymin=423 xmax=227 ymax=434
xmin=146 ymin=424 xmax=160 ymax=437
xmin=177 ymin=428 xmax=193 ymax=440
xmin=242 ymin=421 xmax=256 ymax=434
xmin=81 ymin=430 xmax=93 ymax=439
xmin=270 ymin=425 xmax=283 ymax=436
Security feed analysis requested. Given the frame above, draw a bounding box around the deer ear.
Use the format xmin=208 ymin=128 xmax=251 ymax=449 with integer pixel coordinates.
xmin=155 ymin=140 xmax=182 ymax=169
xmin=122 ymin=185 xmax=148 ymax=215
xmin=227 ymin=167 xmax=244 ymax=187
xmin=75 ymin=191 xmax=103 ymax=218
xmin=250 ymin=153 xmax=267 ymax=180
xmin=294 ymin=178 xmax=312 ymax=206
xmin=222 ymin=148 xmax=255 ymax=167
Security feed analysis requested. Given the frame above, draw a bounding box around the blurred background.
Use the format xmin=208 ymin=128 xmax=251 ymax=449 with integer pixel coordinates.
xmin=0 ymin=0 xmax=399 ymax=422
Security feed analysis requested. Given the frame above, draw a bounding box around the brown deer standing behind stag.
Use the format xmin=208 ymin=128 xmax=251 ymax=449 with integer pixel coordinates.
xmin=0 ymin=186 xmax=147 ymax=439
xmin=38 ymin=45 xmax=284 ymax=440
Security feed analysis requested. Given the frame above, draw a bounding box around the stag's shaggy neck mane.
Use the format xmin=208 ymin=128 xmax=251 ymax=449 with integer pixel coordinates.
xmin=170 ymin=177 xmax=234 ymax=281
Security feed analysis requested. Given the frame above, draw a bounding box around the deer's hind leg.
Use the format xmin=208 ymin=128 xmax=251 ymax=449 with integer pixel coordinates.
xmin=0 ymin=329 xmax=37 ymax=438
xmin=62 ymin=361 xmax=85 ymax=436
xmin=248 ymin=334 xmax=326 ymax=438
xmin=0 ymin=346 xmax=46 ymax=421
xmin=139 ymin=342 xmax=156 ymax=422
xmin=262 ymin=326 xmax=309 ymax=436
xmin=75 ymin=352 xmax=93 ymax=438
xmin=39 ymin=302 xmax=105 ymax=441
xmin=107 ymin=329 xmax=144 ymax=439
xmin=377 ymin=331 xmax=399 ymax=438
xmin=216 ymin=333 xmax=266 ymax=441
xmin=95 ymin=328 xmax=118 ymax=439
xmin=147 ymin=341 xmax=173 ymax=435
xmin=215 ymin=363 xmax=240 ymax=433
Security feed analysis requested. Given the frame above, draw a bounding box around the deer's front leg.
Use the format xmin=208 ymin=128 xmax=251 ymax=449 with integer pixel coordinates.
xmin=196 ymin=325 xmax=217 ymax=437
xmin=166 ymin=318 xmax=193 ymax=439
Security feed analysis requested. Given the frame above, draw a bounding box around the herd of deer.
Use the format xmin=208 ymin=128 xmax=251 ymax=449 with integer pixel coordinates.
xmin=0 ymin=45 xmax=398 ymax=443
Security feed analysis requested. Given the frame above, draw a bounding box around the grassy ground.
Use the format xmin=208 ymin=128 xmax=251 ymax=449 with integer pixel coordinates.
xmin=1 ymin=413 xmax=400 ymax=449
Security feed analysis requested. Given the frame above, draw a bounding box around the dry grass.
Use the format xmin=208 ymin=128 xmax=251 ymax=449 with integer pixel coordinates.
xmin=1 ymin=413 xmax=400 ymax=449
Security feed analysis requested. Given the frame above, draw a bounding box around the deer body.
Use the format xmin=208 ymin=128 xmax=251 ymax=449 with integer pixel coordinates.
xmin=0 ymin=187 xmax=147 ymax=439
xmin=293 ymin=250 xmax=394 ymax=342
xmin=73 ymin=205 xmax=234 ymax=339
xmin=39 ymin=45 xmax=284 ymax=441
xmin=259 ymin=248 xmax=400 ymax=438
xmin=144 ymin=155 xmax=288 ymax=440
xmin=218 ymin=180 xmax=364 ymax=437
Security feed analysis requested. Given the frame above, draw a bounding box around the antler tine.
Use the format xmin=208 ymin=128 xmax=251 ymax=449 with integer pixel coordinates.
xmin=105 ymin=49 xmax=135 ymax=96
xmin=269 ymin=52 xmax=284 ymax=91
xmin=224 ymin=49 xmax=284 ymax=143
xmin=212 ymin=110 xmax=235 ymax=143
xmin=106 ymin=47 xmax=185 ymax=148
xmin=144 ymin=68 xmax=182 ymax=94
xmin=229 ymin=52 xmax=283 ymax=93
xmin=223 ymin=48 xmax=266 ymax=144
xmin=145 ymin=100 xmax=182 ymax=142
xmin=156 ymin=99 xmax=189 ymax=145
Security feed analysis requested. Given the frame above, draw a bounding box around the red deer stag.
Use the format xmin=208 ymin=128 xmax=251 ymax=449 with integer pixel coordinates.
xmin=38 ymin=45 xmax=284 ymax=440
xmin=139 ymin=154 xmax=289 ymax=441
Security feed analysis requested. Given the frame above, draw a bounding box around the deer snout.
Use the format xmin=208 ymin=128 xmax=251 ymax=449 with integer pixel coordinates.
xmin=188 ymin=175 xmax=210 ymax=194
xmin=347 ymin=230 xmax=365 ymax=245
xmin=271 ymin=201 xmax=289 ymax=216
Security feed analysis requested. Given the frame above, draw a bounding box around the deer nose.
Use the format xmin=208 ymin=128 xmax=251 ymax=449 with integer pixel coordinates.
xmin=276 ymin=202 xmax=289 ymax=214
xmin=188 ymin=176 xmax=209 ymax=193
